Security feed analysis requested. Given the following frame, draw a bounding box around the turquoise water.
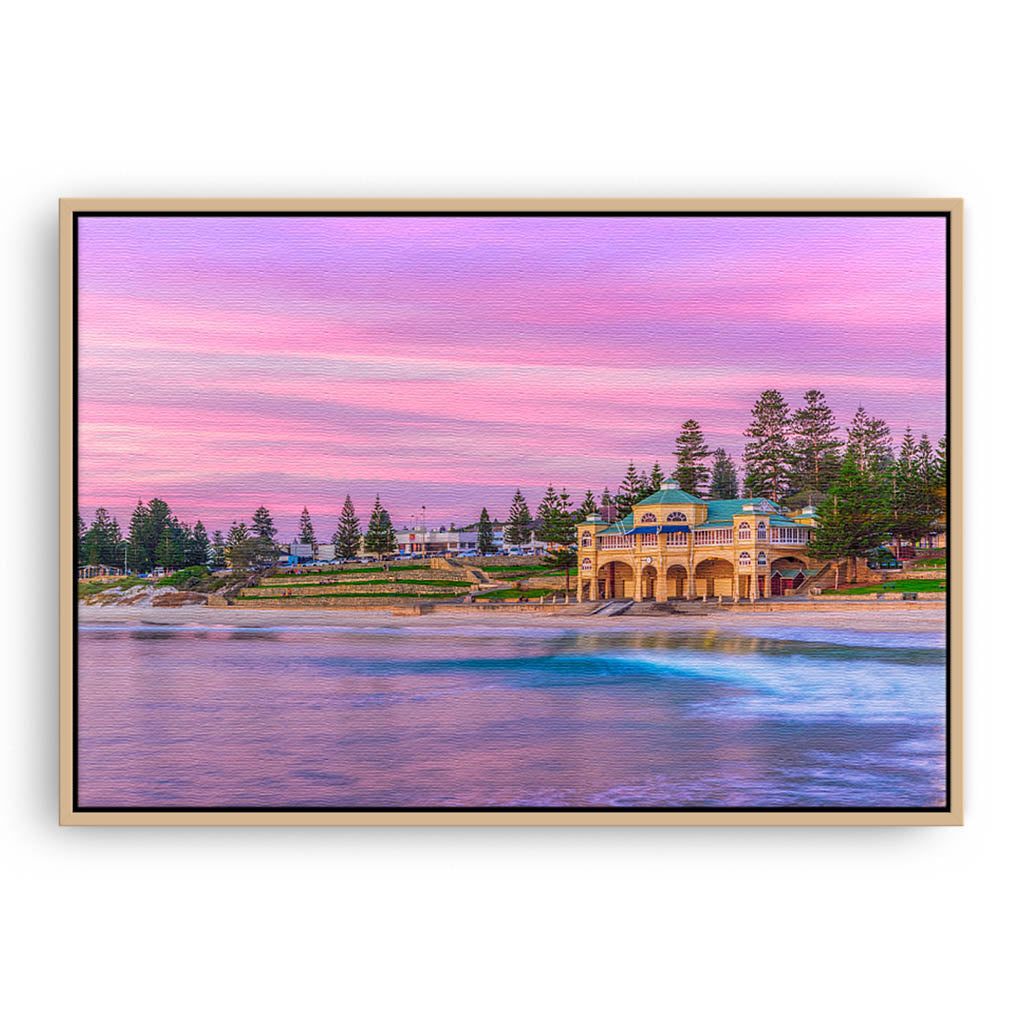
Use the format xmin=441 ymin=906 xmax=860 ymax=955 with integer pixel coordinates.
xmin=77 ymin=620 xmax=947 ymax=808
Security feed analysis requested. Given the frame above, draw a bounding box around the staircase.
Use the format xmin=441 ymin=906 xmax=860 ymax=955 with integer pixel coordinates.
xmin=590 ymin=599 xmax=634 ymax=616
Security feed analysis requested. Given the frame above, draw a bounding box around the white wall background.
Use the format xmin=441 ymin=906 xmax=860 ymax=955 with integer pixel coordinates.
xmin=2 ymin=2 xmax=1019 ymax=1021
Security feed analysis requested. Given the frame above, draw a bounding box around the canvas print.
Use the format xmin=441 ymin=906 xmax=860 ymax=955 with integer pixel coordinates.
xmin=67 ymin=206 xmax=955 ymax=819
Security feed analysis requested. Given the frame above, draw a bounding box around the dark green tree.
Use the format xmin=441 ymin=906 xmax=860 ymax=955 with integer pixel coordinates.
xmin=808 ymin=448 xmax=892 ymax=588
xmin=76 ymin=513 xmax=87 ymax=566
xmin=673 ymin=419 xmax=711 ymax=495
xmin=539 ymin=487 xmax=576 ymax=599
xmin=504 ymin=489 xmax=531 ymax=546
xmin=743 ymin=390 xmax=793 ymax=501
xmin=615 ymin=462 xmax=643 ymax=518
xmin=576 ymin=489 xmax=599 ymax=523
xmin=709 ymin=449 xmax=739 ymax=500
xmin=210 ymin=530 xmax=227 ymax=569
xmin=649 ymin=462 xmax=666 ymax=492
xmin=226 ymin=534 xmax=278 ymax=570
xmin=189 ymin=520 xmax=211 ymax=565
xmin=331 ymin=495 xmax=362 ymax=560
xmin=790 ymin=389 xmax=842 ymax=495
xmin=297 ymin=506 xmax=316 ymax=546
xmin=891 ymin=428 xmax=933 ymax=554
xmin=846 ymin=406 xmax=893 ymax=476
xmin=364 ymin=495 xmax=397 ymax=560
xmin=477 ymin=508 xmax=496 ymax=554
xmin=251 ymin=506 xmax=277 ymax=539
xmin=82 ymin=508 xmax=122 ymax=567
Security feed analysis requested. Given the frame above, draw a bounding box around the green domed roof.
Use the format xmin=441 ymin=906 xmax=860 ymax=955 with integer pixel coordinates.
xmin=635 ymin=481 xmax=702 ymax=505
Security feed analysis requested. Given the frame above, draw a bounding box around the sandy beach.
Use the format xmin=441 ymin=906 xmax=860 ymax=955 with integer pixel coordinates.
xmin=77 ymin=601 xmax=945 ymax=636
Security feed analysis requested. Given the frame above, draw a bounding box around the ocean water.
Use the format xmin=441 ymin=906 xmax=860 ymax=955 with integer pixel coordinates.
xmin=76 ymin=620 xmax=947 ymax=809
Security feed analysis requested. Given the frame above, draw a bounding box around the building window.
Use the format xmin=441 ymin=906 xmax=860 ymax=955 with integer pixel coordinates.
xmin=640 ymin=532 xmax=658 ymax=547
xmin=581 ymin=531 xmax=593 ymax=548
xmin=737 ymin=522 xmax=751 ymax=541
xmin=694 ymin=528 xmax=733 ymax=546
xmin=640 ymin=512 xmax=657 ymax=523
xmin=757 ymin=522 xmax=767 ymax=540
xmin=738 ymin=551 xmax=751 ymax=566
xmin=757 ymin=551 xmax=767 ymax=566
xmin=581 ymin=557 xmax=592 ymax=571
xmin=666 ymin=511 xmax=687 ymax=522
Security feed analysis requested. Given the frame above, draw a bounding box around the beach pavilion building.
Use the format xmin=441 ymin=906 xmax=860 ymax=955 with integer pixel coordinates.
xmin=576 ymin=480 xmax=822 ymax=602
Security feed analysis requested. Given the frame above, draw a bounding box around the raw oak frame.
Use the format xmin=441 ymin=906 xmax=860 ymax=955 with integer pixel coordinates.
xmin=59 ymin=197 xmax=964 ymax=826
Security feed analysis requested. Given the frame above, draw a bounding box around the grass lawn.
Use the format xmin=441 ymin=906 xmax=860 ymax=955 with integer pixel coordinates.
xmin=475 ymin=587 xmax=556 ymax=602
xmin=77 ymin=575 xmax=149 ymax=597
xmin=259 ymin=577 xmax=471 ymax=589
xmin=915 ymin=557 xmax=947 ymax=568
xmin=825 ymin=578 xmax=947 ymax=595
xmin=237 ymin=590 xmax=465 ymax=601
xmin=267 ymin=563 xmax=431 ymax=579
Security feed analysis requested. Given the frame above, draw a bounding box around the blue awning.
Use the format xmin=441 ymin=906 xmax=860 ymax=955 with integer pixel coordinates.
xmin=624 ymin=525 xmax=690 ymax=535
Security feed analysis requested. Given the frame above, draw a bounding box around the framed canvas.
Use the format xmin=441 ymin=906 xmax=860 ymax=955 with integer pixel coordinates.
xmin=59 ymin=198 xmax=963 ymax=825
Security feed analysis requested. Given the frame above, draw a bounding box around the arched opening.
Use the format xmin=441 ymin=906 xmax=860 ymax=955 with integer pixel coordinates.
xmin=597 ymin=560 xmax=634 ymax=600
xmin=695 ymin=557 xmax=734 ymax=599
xmin=770 ymin=556 xmax=808 ymax=596
xmin=666 ymin=564 xmax=688 ymax=598
xmin=640 ymin=564 xmax=658 ymax=600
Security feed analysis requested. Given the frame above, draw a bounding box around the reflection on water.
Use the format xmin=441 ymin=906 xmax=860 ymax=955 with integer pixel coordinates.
xmin=77 ymin=622 xmax=947 ymax=808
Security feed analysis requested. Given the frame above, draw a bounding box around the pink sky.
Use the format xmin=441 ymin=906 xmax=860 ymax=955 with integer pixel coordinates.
xmin=77 ymin=214 xmax=947 ymax=537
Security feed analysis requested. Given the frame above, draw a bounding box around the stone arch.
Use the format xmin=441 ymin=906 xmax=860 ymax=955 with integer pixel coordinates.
xmin=695 ymin=557 xmax=734 ymax=599
xmin=771 ymin=555 xmax=807 ymax=572
xmin=640 ymin=563 xmax=658 ymax=599
xmin=666 ymin=563 xmax=688 ymax=598
xmin=598 ymin=559 xmax=634 ymax=600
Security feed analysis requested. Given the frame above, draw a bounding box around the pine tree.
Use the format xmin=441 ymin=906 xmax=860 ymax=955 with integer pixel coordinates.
xmin=76 ymin=513 xmax=87 ymax=566
xmin=743 ymin=390 xmax=793 ymax=502
xmin=539 ymin=488 xmax=576 ymax=599
xmin=251 ymin=506 xmax=277 ymax=539
xmin=649 ymin=462 xmax=665 ymax=492
xmin=709 ymin=449 xmax=739 ymax=499
xmin=891 ymin=429 xmax=933 ymax=554
xmin=846 ymin=406 xmax=893 ymax=476
xmin=127 ymin=500 xmax=150 ymax=572
xmin=790 ymin=389 xmax=841 ymax=495
xmin=191 ymin=520 xmax=211 ymax=565
xmin=83 ymin=508 xmax=122 ymax=567
xmin=505 ymin=489 xmax=531 ymax=546
xmin=210 ymin=530 xmax=227 ymax=569
xmin=297 ymin=506 xmax=316 ymax=545
xmin=808 ymin=448 xmax=892 ymax=587
xmin=331 ymin=495 xmax=361 ymax=560
xmin=615 ymin=462 xmax=643 ymax=518
xmin=227 ymin=521 xmax=250 ymax=548
xmin=576 ymin=490 xmax=599 ymax=522
xmin=364 ymin=495 xmax=397 ymax=560
xmin=477 ymin=508 xmax=496 ymax=554
xmin=673 ymin=419 xmax=711 ymax=495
